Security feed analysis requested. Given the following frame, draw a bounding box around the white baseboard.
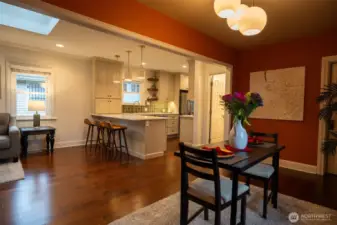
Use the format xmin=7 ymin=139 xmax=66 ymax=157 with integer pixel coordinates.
xmin=128 ymin=150 xmax=164 ymax=160
xmin=54 ymin=140 xmax=86 ymax=149
xmin=263 ymin=158 xmax=317 ymax=174
xmin=27 ymin=140 xmax=86 ymax=153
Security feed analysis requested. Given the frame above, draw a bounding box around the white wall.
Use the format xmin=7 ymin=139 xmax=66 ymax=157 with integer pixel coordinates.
xmin=189 ymin=60 xmax=231 ymax=145
xmin=0 ymin=44 xmax=92 ymax=151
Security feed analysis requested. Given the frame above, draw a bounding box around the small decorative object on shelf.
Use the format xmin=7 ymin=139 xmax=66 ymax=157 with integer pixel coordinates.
xmin=147 ymin=88 xmax=158 ymax=92
xmin=147 ymin=97 xmax=158 ymax=102
xmin=147 ymin=74 xmax=159 ymax=101
xmin=222 ymin=92 xmax=263 ymax=150
xmin=147 ymin=77 xmax=159 ymax=82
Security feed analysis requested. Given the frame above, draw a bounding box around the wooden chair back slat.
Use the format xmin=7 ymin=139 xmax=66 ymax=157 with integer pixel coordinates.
xmin=186 ymin=167 xmax=215 ymax=181
xmin=185 ymin=155 xmax=214 ymax=170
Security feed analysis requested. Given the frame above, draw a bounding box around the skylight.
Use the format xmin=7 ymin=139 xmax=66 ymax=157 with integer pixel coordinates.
xmin=0 ymin=2 xmax=59 ymax=35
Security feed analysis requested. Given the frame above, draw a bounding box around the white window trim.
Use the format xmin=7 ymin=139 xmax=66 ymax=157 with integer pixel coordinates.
xmin=122 ymin=80 xmax=142 ymax=105
xmin=5 ymin=62 xmax=55 ymax=120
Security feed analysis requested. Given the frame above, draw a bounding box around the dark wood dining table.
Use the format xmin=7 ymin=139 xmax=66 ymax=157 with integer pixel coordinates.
xmin=174 ymin=142 xmax=285 ymax=225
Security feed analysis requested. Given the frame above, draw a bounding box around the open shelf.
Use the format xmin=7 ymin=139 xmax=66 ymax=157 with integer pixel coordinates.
xmin=147 ymin=97 xmax=158 ymax=102
xmin=147 ymin=88 xmax=158 ymax=92
xmin=147 ymin=77 xmax=159 ymax=82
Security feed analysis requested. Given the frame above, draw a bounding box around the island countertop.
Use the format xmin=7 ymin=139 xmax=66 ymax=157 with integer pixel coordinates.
xmin=91 ymin=114 xmax=168 ymax=121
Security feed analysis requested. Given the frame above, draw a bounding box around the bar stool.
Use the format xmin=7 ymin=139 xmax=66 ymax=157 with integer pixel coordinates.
xmin=84 ymin=118 xmax=95 ymax=150
xmin=95 ymin=121 xmax=107 ymax=152
xmin=110 ymin=124 xmax=130 ymax=163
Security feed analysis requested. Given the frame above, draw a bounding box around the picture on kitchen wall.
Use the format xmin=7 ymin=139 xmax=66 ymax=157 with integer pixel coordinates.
xmin=249 ymin=67 xmax=305 ymax=121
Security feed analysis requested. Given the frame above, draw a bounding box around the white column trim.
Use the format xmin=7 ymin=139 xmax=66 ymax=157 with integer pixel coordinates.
xmin=317 ymin=55 xmax=337 ymax=175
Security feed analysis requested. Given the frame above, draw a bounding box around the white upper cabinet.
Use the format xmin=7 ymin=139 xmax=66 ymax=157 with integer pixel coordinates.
xmin=158 ymin=72 xmax=175 ymax=102
xmin=93 ymin=58 xmax=123 ymax=114
xmin=180 ymin=74 xmax=189 ymax=90
xmin=93 ymin=58 xmax=123 ymax=99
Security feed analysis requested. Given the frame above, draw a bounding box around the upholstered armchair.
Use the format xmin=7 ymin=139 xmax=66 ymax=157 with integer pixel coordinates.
xmin=0 ymin=113 xmax=20 ymax=162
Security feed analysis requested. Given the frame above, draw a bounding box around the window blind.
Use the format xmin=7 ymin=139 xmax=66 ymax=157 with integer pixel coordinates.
xmin=16 ymin=74 xmax=48 ymax=116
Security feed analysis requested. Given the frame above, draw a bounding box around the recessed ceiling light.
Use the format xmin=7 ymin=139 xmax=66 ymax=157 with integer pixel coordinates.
xmin=142 ymin=62 xmax=146 ymax=66
xmin=56 ymin=44 xmax=64 ymax=48
xmin=182 ymin=65 xmax=187 ymax=68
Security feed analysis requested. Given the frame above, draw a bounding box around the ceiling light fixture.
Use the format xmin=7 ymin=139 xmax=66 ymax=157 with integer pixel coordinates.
xmin=124 ymin=50 xmax=132 ymax=82
xmin=113 ymin=55 xmax=121 ymax=84
xmin=238 ymin=6 xmax=267 ymax=36
xmin=227 ymin=4 xmax=248 ymax=31
xmin=182 ymin=65 xmax=187 ymax=68
xmin=56 ymin=44 xmax=64 ymax=48
xmin=137 ymin=45 xmax=146 ymax=80
xmin=214 ymin=0 xmax=241 ymax=19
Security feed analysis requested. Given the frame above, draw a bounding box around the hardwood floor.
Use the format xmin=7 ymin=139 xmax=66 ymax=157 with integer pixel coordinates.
xmin=0 ymin=139 xmax=336 ymax=225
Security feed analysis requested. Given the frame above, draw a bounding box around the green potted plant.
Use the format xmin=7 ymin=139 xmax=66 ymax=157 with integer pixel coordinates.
xmin=317 ymin=83 xmax=337 ymax=155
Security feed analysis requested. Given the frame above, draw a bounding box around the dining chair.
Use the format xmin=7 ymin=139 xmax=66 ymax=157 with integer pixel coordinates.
xmin=179 ymin=142 xmax=249 ymax=225
xmin=242 ymin=132 xmax=278 ymax=219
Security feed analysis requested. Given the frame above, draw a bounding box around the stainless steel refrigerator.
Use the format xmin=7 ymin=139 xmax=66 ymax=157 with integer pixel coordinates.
xmin=179 ymin=90 xmax=194 ymax=115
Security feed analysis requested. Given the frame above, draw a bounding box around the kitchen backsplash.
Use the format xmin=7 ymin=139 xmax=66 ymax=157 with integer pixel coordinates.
xmin=123 ymin=102 xmax=168 ymax=113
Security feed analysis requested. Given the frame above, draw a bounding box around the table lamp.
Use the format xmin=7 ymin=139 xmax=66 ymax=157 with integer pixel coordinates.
xmin=28 ymin=100 xmax=45 ymax=127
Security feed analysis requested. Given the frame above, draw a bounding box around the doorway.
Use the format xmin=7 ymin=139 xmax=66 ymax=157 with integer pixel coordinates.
xmin=209 ymin=73 xmax=227 ymax=143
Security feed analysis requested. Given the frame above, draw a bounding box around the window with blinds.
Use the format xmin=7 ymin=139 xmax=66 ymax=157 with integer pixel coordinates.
xmin=16 ymin=74 xmax=48 ymax=116
xmin=123 ymin=81 xmax=141 ymax=104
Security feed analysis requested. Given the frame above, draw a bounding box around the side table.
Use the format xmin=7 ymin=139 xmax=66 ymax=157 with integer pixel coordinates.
xmin=19 ymin=126 xmax=56 ymax=158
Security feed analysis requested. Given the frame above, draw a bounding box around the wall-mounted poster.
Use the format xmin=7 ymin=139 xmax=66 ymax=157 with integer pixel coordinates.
xmin=249 ymin=67 xmax=305 ymax=121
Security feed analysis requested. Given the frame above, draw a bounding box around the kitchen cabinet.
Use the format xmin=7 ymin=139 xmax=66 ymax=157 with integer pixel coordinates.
xmin=95 ymin=99 xmax=122 ymax=114
xmin=180 ymin=116 xmax=193 ymax=143
xmin=92 ymin=58 xmax=123 ymax=114
xmin=145 ymin=113 xmax=179 ymax=136
xmin=158 ymin=72 xmax=175 ymax=102
xmin=166 ymin=115 xmax=179 ymax=135
xmin=180 ymin=74 xmax=189 ymax=90
xmin=94 ymin=58 xmax=122 ymax=99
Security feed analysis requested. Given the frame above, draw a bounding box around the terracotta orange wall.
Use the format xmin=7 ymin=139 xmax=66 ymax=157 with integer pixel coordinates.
xmin=234 ymin=32 xmax=337 ymax=166
xmin=42 ymin=0 xmax=237 ymax=64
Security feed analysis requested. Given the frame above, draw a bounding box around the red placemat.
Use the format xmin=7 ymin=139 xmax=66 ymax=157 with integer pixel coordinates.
xmin=224 ymin=145 xmax=252 ymax=152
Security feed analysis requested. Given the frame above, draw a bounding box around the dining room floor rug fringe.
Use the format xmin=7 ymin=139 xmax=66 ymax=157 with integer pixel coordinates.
xmin=108 ymin=184 xmax=337 ymax=225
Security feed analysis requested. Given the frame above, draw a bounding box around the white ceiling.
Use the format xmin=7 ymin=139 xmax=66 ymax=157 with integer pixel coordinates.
xmin=0 ymin=20 xmax=190 ymax=73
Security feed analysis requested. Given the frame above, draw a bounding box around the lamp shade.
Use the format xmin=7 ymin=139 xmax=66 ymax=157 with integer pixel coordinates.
xmin=214 ymin=0 xmax=241 ymax=19
xmin=136 ymin=69 xmax=146 ymax=80
xmin=238 ymin=6 xmax=267 ymax=36
xmin=227 ymin=4 xmax=248 ymax=31
xmin=28 ymin=100 xmax=45 ymax=112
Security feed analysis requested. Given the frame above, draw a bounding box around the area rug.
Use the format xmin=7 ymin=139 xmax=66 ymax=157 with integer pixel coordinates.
xmin=0 ymin=160 xmax=24 ymax=184
xmin=109 ymin=182 xmax=337 ymax=225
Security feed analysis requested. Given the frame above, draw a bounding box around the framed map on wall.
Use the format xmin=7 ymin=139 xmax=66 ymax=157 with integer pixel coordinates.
xmin=249 ymin=67 xmax=305 ymax=121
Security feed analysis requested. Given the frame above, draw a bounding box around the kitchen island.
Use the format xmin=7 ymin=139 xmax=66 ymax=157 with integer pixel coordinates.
xmin=91 ymin=114 xmax=168 ymax=159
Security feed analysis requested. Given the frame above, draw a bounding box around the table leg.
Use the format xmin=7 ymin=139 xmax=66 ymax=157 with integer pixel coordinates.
xmin=272 ymin=152 xmax=280 ymax=208
xmin=21 ymin=135 xmax=28 ymax=158
xmin=50 ymin=131 xmax=55 ymax=153
xmin=46 ymin=134 xmax=50 ymax=153
xmin=230 ymin=171 xmax=239 ymax=225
